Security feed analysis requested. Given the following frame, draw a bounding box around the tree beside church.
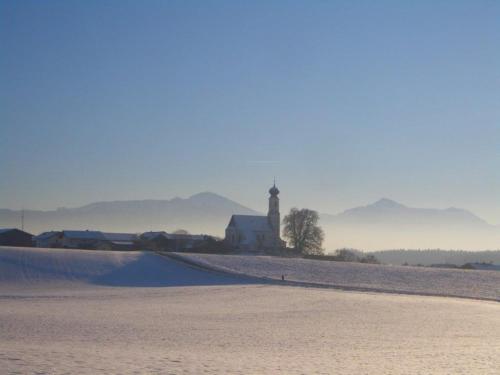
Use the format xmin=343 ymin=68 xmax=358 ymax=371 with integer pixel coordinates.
xmin=282 ymin=208 xmax=324 ymax=255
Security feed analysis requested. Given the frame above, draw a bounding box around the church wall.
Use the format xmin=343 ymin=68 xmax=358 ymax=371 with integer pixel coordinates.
xmin=224 ymin=183 xmax=285 ymax=252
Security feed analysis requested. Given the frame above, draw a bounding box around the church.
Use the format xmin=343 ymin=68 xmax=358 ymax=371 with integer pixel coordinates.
xmin=225 ymin=183 xmax=286 ymax=252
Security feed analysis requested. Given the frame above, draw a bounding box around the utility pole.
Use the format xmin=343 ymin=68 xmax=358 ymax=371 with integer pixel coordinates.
xmin=21 ymin=209 xmax=24 ymax=231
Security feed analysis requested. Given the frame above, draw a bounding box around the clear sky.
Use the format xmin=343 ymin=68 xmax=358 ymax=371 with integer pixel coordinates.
xmin=1 ymin=1 xmax=499 ymax=221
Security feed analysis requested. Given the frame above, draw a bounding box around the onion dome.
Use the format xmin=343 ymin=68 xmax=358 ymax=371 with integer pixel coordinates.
xmin=269 ymin=184 xmax=280 ymax=196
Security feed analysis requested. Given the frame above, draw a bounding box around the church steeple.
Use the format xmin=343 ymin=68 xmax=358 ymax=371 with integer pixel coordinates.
xmin=268 ymin=181 xmax=281 ymax=242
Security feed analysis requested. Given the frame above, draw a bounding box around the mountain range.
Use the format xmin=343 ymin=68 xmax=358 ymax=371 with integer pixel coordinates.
xmin=1 ymin=193 xmax=499 ymax=251
xmin=322 ymin=198 xmax=500 ymax=250
xmin=0 ymin=192 xmax=257 ymax=238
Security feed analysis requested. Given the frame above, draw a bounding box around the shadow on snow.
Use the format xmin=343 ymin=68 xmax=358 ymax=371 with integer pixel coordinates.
xmin=90 ymin=253 xmax=259 ymax=287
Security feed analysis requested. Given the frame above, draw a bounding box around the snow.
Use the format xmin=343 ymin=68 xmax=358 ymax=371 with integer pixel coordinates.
xmin=1 ymin=246 xmax=499 ymax=374
xmin=172 ymin=253 xmax=500 ymax=301
xmin=0 ymin=247 xmax=251 ymax=292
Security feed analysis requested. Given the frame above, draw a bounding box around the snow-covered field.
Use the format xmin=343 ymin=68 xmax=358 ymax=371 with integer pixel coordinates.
xmin=0 ymin=246 xmax=250 ymax=293
xmin=1 ymin=247 xmax=499 ymax=374
xmin=173 ymin=252 xmax=500 ymax=301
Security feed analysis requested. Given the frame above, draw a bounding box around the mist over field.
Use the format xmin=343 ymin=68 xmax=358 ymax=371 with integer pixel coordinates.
xmin=3 ymin=193 xmax=500 ymax=252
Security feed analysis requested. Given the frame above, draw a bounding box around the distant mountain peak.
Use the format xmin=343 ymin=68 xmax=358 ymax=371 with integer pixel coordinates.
xmin=370 ymin=198 xmax=406 ymax=209
xmin=0 ymin=192 xmax=260 ymax=236
xmin=188 ymin=191 xmax=226 ymax=200
xmin=325 ymin=197 xmax=490 ymax=232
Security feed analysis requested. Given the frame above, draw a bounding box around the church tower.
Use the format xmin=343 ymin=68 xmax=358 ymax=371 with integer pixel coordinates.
xmin=267 ymin=182 xmax=281 ymax=243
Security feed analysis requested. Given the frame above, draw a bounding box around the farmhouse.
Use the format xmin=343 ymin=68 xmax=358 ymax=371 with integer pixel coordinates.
xmin=141 ymin=231 xmax=213 ymax=251
xmin=224 ymin=184 xmax=286 ymax=252
xmin=34 ymin=230 xmax=138 ymax=250
xmin=0 ymin=228 xmax=34 ymax=247
xmin=102 ymin=232 xmax=138 ymax=250
xmin=34 ymin=231 xmax=61 ymax=248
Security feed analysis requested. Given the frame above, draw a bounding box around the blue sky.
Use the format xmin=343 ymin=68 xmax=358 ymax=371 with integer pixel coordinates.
xmin=1 ymin=1 xmax=499 ymax=221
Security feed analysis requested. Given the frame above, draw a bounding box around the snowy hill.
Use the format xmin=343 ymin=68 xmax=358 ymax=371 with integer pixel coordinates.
xmin=173 ymin=253 xmax=500 ymax=301
xmin=371 ymin=249 xmax=500 ymax=266
xmin=0 ymin=246 xmax=251 ymax=292
xmin=2 ymin=246 xmax=498 ymax=301
xmin=2 ymin=248 xmax=498 ymax=375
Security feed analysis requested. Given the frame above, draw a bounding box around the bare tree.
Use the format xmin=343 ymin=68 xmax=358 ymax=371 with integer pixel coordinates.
xmin=283 ymin=208 xmax=324 ymax=255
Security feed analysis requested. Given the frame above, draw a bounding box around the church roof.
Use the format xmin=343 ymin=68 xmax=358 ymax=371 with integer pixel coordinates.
xmin=227 ymin=215 xmax=272 ymax=245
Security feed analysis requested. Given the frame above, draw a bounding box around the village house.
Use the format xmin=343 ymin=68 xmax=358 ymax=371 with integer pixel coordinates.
xmin=101 ymin=232 xmax=138 ymax=251
xmin=34 ymin=231 xmax=61 ymax=248
xmin=34 ymin=230 xmax=139 ymax=250
xmin=141 ymin=231 xmax=214 ymax=251
xmin=0 ymin=228 xmax=34 ymax=247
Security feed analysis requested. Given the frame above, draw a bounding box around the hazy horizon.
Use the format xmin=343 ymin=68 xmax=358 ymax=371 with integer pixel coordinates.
xmin=0 ymin=192 xmax=496 ymax=223
xmin=3 ymin=192 xmax=500 ymax=251
xmin=2 ymin=1 xmax=499 ymax=225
